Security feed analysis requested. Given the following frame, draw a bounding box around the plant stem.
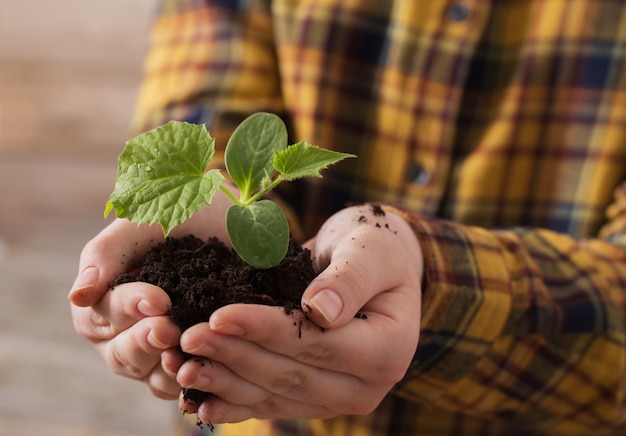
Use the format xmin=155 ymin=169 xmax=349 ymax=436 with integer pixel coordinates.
xmin=245 ymin=177 xmax=284 ymax=205
xmin=219 ymin=184 xmax=242 ymax=206
xmin=219 ymin=176 xmax=284 ymax=207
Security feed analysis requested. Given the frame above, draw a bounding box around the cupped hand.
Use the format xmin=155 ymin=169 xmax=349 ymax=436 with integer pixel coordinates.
xmin=173 ymin=204 xmax=424 ymax=424
xmin=68 ymin=192 xmax=233 ymax=399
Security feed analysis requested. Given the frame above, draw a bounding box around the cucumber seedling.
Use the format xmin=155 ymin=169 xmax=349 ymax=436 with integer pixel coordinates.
xmin=105 ymin=112 xmax=355 ymax=268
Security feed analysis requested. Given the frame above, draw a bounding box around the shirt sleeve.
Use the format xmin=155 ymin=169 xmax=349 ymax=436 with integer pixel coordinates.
xmin=383 ymin=201 xmax=626 ymax=430
xmin=132 ymin=0 xmax=285 ymax=147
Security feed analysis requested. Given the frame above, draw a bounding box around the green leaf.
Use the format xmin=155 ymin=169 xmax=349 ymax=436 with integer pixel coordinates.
xmin=104 ymin=121 xmax=225 ymax=235
xmin=226 ymin=200 xmax=289 ymax=269
xmin=273 ymin=140 xmax=355 ymax=181
xmin=225 ymin=113 xmax=287 ymax=201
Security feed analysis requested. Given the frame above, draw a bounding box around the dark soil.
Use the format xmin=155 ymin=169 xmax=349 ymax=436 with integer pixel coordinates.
xmin=112 ymin=235 xmax=316 ymax=409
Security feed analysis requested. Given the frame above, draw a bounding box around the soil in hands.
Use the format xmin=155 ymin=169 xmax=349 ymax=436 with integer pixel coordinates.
xmin=112 ymin=235 xmax=316 ymax=409
xmin=111 ymin=205 xmax=385 ymax=430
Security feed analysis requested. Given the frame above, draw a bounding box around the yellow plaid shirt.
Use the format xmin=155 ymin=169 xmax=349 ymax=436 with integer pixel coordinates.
xmin=135 ymin=0 xmax=626 ymax=434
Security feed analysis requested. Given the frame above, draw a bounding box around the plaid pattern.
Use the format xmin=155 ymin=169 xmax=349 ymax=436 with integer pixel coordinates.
xmin=133 ymin=0 xmax=626 ymax=434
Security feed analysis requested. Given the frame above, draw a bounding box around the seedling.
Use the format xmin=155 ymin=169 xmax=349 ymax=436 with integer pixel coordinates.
xmin=105 ymin=112 xmax=355 ymax=269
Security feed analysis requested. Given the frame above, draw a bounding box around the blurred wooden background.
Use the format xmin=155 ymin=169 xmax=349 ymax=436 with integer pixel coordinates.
xmin=0 ymin=0 xmax=151 ymax=158
xmin=0 ymin=1 xmax=180 ymax=434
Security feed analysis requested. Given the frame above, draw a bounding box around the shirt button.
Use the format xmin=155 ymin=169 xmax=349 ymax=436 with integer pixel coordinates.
xmin=446 ymin=3 xmax=471 ymax=22
xmin=407 ymin=163 xmax=431 ymax=186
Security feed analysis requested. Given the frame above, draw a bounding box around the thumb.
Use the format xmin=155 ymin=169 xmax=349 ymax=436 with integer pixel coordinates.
xmin=302 ymin=250 xmax=377 ymax=328
xmin=300 ymin=205 xmax=423 ymax=330
xmin=301 ymin=240 xmax=385 ymax=330
xmin=69 ymin=219 xmax=164 ymax=307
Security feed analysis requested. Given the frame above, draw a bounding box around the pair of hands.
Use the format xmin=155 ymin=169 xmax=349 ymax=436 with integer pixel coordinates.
xmin=69 ymin=199 xmax=423 ymax=425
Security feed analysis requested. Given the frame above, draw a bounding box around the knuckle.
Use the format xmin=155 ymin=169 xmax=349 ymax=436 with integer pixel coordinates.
xmin=146 ymin=384 xmax=180 ymax=400
xmin=90 ymin=311 xmax=113 ymax=333
xmin=256 ymin=392 xmax=282 ymax=413
xmin=72 ymin=309 xmax=113 ymax=341
xmin=108 ymin=342 xmax=145 ymax=379
xmin=271 ymin=370 xmax=307 ymax=397
xmin=294 ymin=343 xmax=332 ymax=365
xmin=145 ymin=367 xmax=180 ymax=400
xmin=345 ymin=260 xmax=370 ymax=290
xmin=92 ymin=317 xmax=118 ymax=343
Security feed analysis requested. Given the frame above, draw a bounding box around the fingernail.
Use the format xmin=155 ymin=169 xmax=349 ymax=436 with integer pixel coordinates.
xmin=309 ymin=289 xmax=343 ymax=325
xmin=147 ymin=330 xmax=168 ymax=349
xmin=137 ymin=299 xmax=163 ymax=317
xmin=209 ymin=321 xmax=245 ymax=336
xmin=183 ymin=341 xmax=216 ymax=356
xmin=69 ymin=266 xmax=99 ymax=294
xmin=192 ymin=374 xmax=211 ymax=389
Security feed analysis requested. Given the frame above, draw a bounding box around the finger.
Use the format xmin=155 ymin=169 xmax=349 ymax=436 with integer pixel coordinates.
xmin=144 ymin=361 xmax=181 ymax=400
xmin=180 ymin=343 xmax=367 ymax=413
xmin=208 ymin=305 xmax=341 ymax=369
xmin=195 ymin=391 xmax=335 ymax=424
xmin=303 ymin=207 xmax=422 ymax=328
xmin=176 ymin=356 xmax=344 ymax=422
xmin=71 ymin=282 xmax=172 ymax=342
xmin=183 ymin=300 xmax=420 ymax=420
xmin=176 ymin=357 xmax=271 ymax=413
xmin=162 ymin=348 xmax=186 ymax=379
xmin=101 ymin=315 xmax=180 ymax=380
xmin=207 ymin=304 xmax=413 ymax=381
xmin=69 ymin=219 xmax=165 ymax=307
